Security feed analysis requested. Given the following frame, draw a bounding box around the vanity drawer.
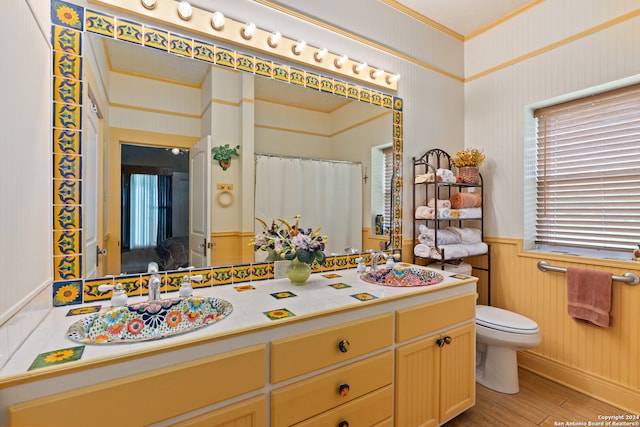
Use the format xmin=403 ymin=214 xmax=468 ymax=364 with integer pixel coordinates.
xmin=396 ymin=293 xmax=475 ymax=342
xmin=271 ymin=351 xmax=392 ymax=427
xmin=271 ymin=313 xmax=393 ymax=383
xmin=292 ymin=385 xmax=392 ymax=427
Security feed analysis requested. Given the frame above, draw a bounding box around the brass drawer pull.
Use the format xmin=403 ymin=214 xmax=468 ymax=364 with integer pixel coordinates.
xmin=436 ymin=336 xmax=453 ymax=347
xmin=338 ymin=383 xmax=350 ymax=396
xmin=338 ymin=339 xmax=350 ymax=353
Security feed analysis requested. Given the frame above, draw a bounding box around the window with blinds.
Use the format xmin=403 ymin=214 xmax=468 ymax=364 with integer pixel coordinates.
xmin=534 ymin=83 xmax=640 ymax=252
xmin=383 ymin=146 xmax=394 ymax=235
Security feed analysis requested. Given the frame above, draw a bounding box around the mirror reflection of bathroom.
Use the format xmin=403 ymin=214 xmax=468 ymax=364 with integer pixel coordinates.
xmin=120 ymin=144 xmax=190 ymax=274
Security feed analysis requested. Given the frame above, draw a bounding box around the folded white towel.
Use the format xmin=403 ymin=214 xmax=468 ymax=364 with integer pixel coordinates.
xmin=448 ymin=207 xmax=482 ymax=219
xmin=418 ymin=225 xmax=461 ymax=245
xmin=427 ymin=198 xmax=452 ymax=209
xmin=446 ymin=227 xmax=483 ymax=244
xmin=415 ymin=206 xmax=435 ymax=219
xmin=437 ymin=207 xmax=451 ymax=218
xmin=465 ymin=242 xmax=488 ymax=256
xmin=414 ymin=243 xmax=469 ymax=260
xmin=436 ymin=168 xmax=456 ymax=183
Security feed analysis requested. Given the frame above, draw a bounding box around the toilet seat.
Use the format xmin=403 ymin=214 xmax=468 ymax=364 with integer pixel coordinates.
xmin=476 ymin=305 xmax=539 ymax=335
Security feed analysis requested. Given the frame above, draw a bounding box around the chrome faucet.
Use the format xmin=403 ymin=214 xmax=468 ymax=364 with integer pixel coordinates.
xmin=371 ymin=251 xmax=387 ymax=270
xmin=147 ymin=262 xmax=162 ymax=301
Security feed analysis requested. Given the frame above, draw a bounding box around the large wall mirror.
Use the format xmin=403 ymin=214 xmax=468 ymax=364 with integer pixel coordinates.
xmin=52 ymin=1 xmax=403 ymax=291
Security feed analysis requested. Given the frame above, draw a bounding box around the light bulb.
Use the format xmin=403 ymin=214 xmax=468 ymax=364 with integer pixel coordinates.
xmin=314 ymin=48 xmax=328 ymax=62
xmin=370 ymin=68 xmax=384 ymax=79
xmin=242 ymin=22 xmax=256 ymax=40
xmin=386 ymin=73 xmax=401 ymax=84
xmin=353 ymin=62 xmax=367 ymax=74
xmin=141 ymin=0 xmax=156 ymax=10
xmin=334 ymin=54 xmax=348 ymax=68
xmin=268 ymin=31 xmax=281 ymax=48
xmin=211 ymin=11 xmax=225 ymax=30
xmin=292 ymin=40 xmax=307 ymax=55
xmin=177 ymin=1 xmax=192 ymax=20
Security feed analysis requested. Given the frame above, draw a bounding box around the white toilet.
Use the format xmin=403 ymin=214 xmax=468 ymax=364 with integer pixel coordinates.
xmin=475 ymin=305 xmax=541 ymax=394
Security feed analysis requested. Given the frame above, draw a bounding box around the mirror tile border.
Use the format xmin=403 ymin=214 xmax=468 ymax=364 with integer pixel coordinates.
xmin=51 ymin=0 xmax=403 ymax=306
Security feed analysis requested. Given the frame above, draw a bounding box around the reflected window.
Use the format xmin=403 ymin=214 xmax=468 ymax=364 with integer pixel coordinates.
xmin=371 ymin=144 xmax=393 ymax=235
xmin=121 ymin=167 xmax=173 ymax=250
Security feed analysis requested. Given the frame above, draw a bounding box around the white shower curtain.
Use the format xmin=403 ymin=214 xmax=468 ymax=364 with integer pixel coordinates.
xmin=255 ymin=155 xmax=362 ymax=256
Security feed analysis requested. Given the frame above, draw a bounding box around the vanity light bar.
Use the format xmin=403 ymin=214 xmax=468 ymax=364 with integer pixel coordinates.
xmin=101 ymin=0 xmax=399 ymax=90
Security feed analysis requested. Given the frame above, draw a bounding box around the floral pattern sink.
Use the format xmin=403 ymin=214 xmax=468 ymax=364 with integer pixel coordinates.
xmin=360 ymin=264 xmax=445 ymax=287
xmin=66 ymin=296 xmax=233 ymax=344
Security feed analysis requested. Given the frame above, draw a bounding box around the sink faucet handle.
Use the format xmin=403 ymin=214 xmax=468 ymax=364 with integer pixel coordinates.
xmin=190 ymin=275 xmax=203 ymax=282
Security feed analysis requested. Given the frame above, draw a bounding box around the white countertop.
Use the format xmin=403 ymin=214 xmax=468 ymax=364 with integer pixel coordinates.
xmin=0 ymin=266 xmax=475 ymax=381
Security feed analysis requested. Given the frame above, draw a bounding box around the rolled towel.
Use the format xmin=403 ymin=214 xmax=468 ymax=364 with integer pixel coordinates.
xmin=450 ymin=192 xmax=482 ymax=209
xmin=446 ymin=227 xmax=483 ymax=244
xmin=428 ymin=244 xmax=469 ymax=260
xmin=418 ymin=225 xmax=461 ymax=245
xmin=436 ymin=168 xmax=456 ymax=183
xmin=465 ymin=242 xmax=489 ymax=256
xmin=437 ymin=208 xmax=451 ymax=218
xmin=450 ymin=208 xmax=482 ymax=219
xmin=427 ymin=198 xmax=452 ymax=209
xmin=413 ymin=243 xmax=432 ymax=258
xmin=415 ymin=206 xmax=435 ymax=219
xmin=414 ymin=173 xmax=435 ymax=184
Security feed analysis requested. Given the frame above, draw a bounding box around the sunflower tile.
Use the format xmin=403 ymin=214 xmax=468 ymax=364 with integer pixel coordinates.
xmin=51 ymin=1 xmax=83 ymax=30
xmin=53 ymin=280 xmax=83 ymax=306
xmin=393 ymin=97 xmax=403 ymax=111
xmin=28 ymin=346 xmax=85 ymax=371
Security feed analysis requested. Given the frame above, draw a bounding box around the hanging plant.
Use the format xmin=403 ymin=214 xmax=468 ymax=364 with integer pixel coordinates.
xmin=211 ymin=144 xmax=240 ymax=170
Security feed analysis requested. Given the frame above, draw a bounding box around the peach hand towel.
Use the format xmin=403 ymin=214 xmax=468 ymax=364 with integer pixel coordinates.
xmin=566 ymin=267 xmax=613 ymax=327
xmin=450 ymin=192 xmax=482 ymax=209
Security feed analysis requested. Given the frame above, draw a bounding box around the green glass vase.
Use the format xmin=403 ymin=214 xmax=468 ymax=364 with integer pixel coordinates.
xmin=286 ymin=258 xmax=311 ymax=285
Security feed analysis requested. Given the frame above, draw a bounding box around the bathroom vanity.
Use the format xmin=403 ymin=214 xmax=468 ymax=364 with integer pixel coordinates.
xmin=1 ymin=268 xmax=476 ymax=426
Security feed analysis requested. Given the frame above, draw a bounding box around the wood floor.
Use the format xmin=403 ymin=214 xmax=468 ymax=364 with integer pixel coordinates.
xmin=445 ymin=368 xmax=632 ymax=426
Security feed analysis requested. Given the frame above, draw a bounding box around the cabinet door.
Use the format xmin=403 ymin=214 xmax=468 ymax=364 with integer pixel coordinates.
xmin=170 ymin=395 xmax=266 ymax=427
xmin=439 ymin=323 xmax=475 ymax=423
xmin=395 ymin=335 xmax=440 ymax=427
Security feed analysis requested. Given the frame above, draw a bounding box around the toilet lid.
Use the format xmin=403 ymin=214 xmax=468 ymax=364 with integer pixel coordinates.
xmin=476 ymin=305 xmax=539 ymax=334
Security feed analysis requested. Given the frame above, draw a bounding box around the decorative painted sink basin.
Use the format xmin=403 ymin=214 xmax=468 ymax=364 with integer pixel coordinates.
xmin=67 ymin=296 xmax=233 ymax=344
xmin=360 ymin=263 xmax=445 ymax=287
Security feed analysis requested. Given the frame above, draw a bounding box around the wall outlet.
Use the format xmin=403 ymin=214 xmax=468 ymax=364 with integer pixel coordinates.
xmin=274 ymin=260 xmax=290 ymax=279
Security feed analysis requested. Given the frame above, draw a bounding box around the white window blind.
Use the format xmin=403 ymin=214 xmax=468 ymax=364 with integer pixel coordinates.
xmin=534 ymin=83 xmax=640 ymax=251
xmin=383 ymin=146 xmax=393 ymax=235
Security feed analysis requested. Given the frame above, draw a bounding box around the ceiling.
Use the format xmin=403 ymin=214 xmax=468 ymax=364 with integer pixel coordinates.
xmin=395 ymin=0 xmax=533 ymax=37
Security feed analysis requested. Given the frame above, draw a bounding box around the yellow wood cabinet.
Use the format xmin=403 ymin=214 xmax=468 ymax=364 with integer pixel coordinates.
xmin=170 ymin=395 xmax=266 ymax=427
xmin=8 ymin=345 xmax=267 ymax=427
xmin=395 ymin=323 xmax=475 ymax=427
xmin=271 ymin=313 xmax=393 ymax=383
xmin=271 ymin=352 xmax=393 ymax=426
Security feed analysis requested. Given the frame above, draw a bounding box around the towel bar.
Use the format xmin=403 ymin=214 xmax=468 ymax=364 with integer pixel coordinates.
xmin=537 ymin=260 xmax=639 ymax=285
